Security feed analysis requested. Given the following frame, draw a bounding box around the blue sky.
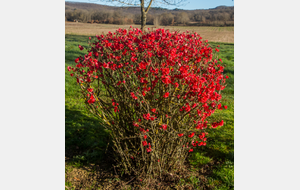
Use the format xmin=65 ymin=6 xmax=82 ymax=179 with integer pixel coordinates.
xmin=65 ymin=0 xmax=234 ymax=10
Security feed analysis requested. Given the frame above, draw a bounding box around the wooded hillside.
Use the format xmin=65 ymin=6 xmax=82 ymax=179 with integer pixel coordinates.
xmin=65 ymin=2 xmax=234 ymax=26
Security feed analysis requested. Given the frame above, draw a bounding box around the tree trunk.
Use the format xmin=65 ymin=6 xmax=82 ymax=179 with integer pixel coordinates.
xmin=140 ymin=0 xmax=147 ymax=31
xmin=141 ymin=10 xmax=147 ymax=30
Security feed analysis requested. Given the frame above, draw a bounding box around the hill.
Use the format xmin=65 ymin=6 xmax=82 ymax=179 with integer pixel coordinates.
xmin=65 ymin=1 xmax=234 ymax=26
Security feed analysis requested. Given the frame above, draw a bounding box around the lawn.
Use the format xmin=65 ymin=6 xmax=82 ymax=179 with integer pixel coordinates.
xmin=65 ymin=32 xmax=234 ymax=189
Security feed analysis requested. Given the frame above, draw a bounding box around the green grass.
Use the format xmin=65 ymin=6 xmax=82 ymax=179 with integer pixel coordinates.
xmin=190 ymin=152 xmax=213 ymax=166
xmin=187 ymin=41 xmax=234 ymax=189
xmin=65 ymin=181 xmax=75 ymax=190
xmin=65 ymin=34 xmax=234 ymax=189
xmin=65 ymin=34 xmax=110 ymax=165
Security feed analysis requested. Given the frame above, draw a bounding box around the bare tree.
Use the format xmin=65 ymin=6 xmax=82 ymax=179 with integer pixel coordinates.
xmin=160 ymin=12 xmax=174 ymax=25
xmin=153 ymin=15 xmax=160 ymax=26
xmin=175 ymin=11 xmax=189 ymax=25
xmin=98 ymin=0 xmax=187 ymax=30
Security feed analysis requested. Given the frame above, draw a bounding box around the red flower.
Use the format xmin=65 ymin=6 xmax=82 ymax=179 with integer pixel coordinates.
xmin=185 ymin=103 xmax=191 ymax=112
xmin=178 ymin=133 xmax=184 ymax=137
xmin=226 ymin=76 xmax=229 ymax=79
xmin=103 ymin=63 xmax=109 ymax=68
xmin=142 ymin=141 xmax=147 ymax=146
xmin=220 ymin=120 xmax=224 ymax=126
xmin=224 ymin=105 xmax=228 ymax=109
xmin=151 ymin=108 xmax=156 ymax=113
xmin=188 ymin=132 xmax=195 ymax=138
xmin=143 ymin=113 xmax=151 ymax=120
xmin=174 ymin=82 xmax=179 ymax=88
xmin=114 ymin=106 xmax=119 ymax=112
xmin=163 ymin=92 xmax=169 ymax=98
xmin=130 ymin=92 xmax=138 ymax=100
xmin=147 ymin=143 xmax=152 ymax=152
xmin=144 ymin=135 xmax=147 ymax=139
xmin=198 ymin=132 xmax=205 ymax=139
xmin=70 ymin=73 xmax=74 ymax=77
xmin=192 ymin=141 xmax=197 ymax=147
xmin=211 ymin=120 xmax=224 ymax=128
xmin=217 ymin=104 xmax=222 ymax=110
xmin=75 ymin=58 xmax=79 ymax=63
xmin=189 ymin=149 xmax=193 ymax=152
xmin=87 ymin=95 xmax=95 ymax=104
xmin=161 ymin=75 xmax=171 ymax=84
xmin=160 ymin=124 xmax=167 ymax=130
xmin=147 ymin=147 xmax=152 ymax=152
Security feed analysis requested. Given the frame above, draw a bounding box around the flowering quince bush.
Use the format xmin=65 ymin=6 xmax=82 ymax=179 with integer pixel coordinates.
xmin=68 ymin=27 xmax=228 ymax=179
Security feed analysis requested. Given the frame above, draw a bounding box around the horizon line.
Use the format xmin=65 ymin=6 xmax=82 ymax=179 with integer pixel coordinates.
xmin=65 ymin=1 xmax=234 ymax=11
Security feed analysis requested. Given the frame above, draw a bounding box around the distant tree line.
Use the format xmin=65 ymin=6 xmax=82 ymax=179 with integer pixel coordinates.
xmin=65 ymin=7 xmax=234 ymax=27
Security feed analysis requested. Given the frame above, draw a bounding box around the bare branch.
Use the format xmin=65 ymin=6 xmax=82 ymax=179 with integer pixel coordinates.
xmin=145 ymin=0 xmax=154 ymax=13
xmin=99 ymin=0 xmax=141 ymax=6
xmin=157 ymin=0 xmax=187 ymax=6
xmin=96 ymin=0 xmax=188 ymax=7
xmin=93 ymin=0 xmax=188 ymax=33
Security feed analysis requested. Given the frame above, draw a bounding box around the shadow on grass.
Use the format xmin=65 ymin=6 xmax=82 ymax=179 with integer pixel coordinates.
xmin=65 ymin=106 xmax=111 ymax=166
xmin=65 ymin=107 xmax=134 ymax=189
xmin=202 ymin=147 xmax=234 ymax=163
xmin=202 ymin=130 xmax=234 ymax=163
xmin=65 ymin=34 xmax=89 ymax=65
xmin=65 ymin=34 xmax=90 ymax=44
xmin=224 ymin=67 xmax=234 ymax=75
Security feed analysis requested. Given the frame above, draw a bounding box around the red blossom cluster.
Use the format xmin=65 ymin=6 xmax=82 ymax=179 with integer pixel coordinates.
xmin=211 ymin=120 xmax=224 ymax=128
xmin=160 ymin=124 xmax=167 ymax=130
xmin=68 ymin=27 xmax=228 ymax=173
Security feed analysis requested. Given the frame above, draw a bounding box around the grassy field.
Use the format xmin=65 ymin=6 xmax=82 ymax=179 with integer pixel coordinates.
xmin=65 ymin=22 xmax=234 ymax=43
xmin=65 ymin=29 xmax=234 ymax=189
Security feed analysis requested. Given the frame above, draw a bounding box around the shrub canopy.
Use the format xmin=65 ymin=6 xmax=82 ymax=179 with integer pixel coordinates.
xmin=68 ymin=27 xmax=228 ymax=179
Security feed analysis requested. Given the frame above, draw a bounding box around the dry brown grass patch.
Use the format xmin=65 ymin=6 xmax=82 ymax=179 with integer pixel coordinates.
xmin=65 ymin=22 xmax=234 ymax=43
